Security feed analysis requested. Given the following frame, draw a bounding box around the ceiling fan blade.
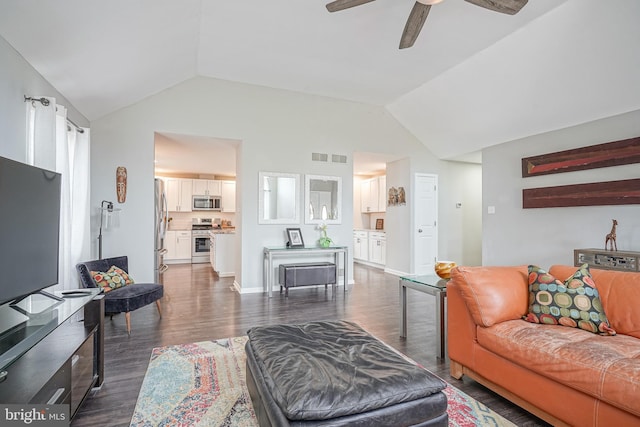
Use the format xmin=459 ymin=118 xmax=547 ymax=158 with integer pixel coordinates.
xmin=399 ymin=2 xmax=431 ymax=49
xmin=326 ymin=0 xmax=375 ymax=13
xmin=464 ymin=0 xmax=528 ymax=15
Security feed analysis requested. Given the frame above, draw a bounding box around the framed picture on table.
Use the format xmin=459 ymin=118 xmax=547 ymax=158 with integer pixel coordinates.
xmin=286 ymin=228 xmax=305 ymax=248
xmin=375 ymin=219 xmax=384 ymax=230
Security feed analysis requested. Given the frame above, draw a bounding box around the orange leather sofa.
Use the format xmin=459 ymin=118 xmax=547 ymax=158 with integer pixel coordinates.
xmin=447 ymin=265 xmax=640 ymax=427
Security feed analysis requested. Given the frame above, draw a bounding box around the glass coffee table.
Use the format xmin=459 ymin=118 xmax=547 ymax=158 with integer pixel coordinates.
xmin=399 ymin=275 xmax=448 ymax=359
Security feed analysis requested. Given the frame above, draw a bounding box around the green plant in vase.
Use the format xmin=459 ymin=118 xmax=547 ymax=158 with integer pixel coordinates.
xmin=318 ymin=223 xmax=332 ymax=248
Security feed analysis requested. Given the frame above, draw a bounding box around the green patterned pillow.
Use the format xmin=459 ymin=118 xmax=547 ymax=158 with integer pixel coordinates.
xmin=90 ymin=265 xmax=134 ymax=293
xmin=523 ymin=264 xmax=616 ymax=335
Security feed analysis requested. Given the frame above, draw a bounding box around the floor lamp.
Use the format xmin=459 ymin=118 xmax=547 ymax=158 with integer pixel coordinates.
xmin=98 ymin=200 xmax=119 ymax=259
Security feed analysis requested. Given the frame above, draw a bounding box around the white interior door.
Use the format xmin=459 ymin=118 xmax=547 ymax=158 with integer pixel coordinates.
xmin=413 ymin=173 xmax=438 ymax=275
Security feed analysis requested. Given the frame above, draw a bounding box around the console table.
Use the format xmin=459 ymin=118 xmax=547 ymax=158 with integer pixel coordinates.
xmin=0 ymin=289 xmax=104 ymax=419
xmin=399 ymin=275 xmax=448 ymax=359
xmin=263 ymin=246 xmax=348 ymax=298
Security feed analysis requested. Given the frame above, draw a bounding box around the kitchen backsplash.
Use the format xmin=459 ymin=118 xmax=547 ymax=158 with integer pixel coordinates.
xmin=168 ymin=211 xmax=235 ymax=230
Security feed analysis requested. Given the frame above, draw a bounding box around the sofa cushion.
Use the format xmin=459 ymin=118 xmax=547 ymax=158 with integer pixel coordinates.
xmin=451 ymin=266 xmax=529 ymax=327
xmin=550 ymin=265 xmax=640 ymax=339
xmin=524 ymin=264 xmax=616 ymax=335
xmin=476 ymin=320 xmax=640 ymax=417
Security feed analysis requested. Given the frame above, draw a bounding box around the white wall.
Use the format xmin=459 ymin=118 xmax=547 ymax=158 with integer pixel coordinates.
xmin=0 ymin=36 xmax=88 ymax=162
xmin=384 ymin=158 xmax=412 ymax=275
xmin=91 ymin=76 xmax=474 ymax=289
xmin=439 ymin=161 xmax=483 ymax=267
xmin=1 ymin=33 xmax=483 ymax=287
xmin=388 ymin=0 xmax=640 ymax=160
xmin=483 ymin=109 xmax=640 ymax=268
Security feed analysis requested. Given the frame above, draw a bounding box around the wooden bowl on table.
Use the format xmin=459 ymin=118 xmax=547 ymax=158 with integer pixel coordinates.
xmin=435 ymin=261 xmax=457 ymax=279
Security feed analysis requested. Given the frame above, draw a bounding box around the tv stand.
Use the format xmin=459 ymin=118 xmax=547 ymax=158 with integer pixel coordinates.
xmin=0 ymin=288 xmax=104 ymax=419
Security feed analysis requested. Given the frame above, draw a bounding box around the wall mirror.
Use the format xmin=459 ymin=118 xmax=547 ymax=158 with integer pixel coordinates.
xmin=259 ymin=172 xmax=300 ymax=224
xmin=305 ymin=174 xmax=342 ymax=225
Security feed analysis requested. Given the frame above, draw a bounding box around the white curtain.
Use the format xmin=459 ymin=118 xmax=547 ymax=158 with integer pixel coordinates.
xmin=55 ymin=106 xmax=91 ymax=291
xmin=25 ymin=96 xmax=56 ymax=169
xmin=26 ymin=99 xmax=90 ymax=291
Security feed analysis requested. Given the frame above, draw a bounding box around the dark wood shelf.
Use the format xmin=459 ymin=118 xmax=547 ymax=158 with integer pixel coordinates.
xmin=574 ymin=248 xmax=640 ymax=272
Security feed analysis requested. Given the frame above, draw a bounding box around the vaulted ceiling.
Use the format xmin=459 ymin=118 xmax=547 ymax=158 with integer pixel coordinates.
xmin=1 ymin=1 xmax=639 ymax=162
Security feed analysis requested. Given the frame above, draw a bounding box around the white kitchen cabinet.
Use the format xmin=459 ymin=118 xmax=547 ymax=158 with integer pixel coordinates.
xmin=192 ymin=179 xmax=221 ymax=196
xmin=368 ymin=231 xmax=386 ymax=265
xmin=354 ymin=230 xmax=385 ymax=267
xmin=220 ymin=180 xmax=236 ymax=212
xmin=210 ymin=232 xmax=236 ymax=277
xmin=166 ymin=178 xmax=193 ymax=212
xmin=353 ymin=230 xmax=369 ymax=262
xmin=164 ymin=230 xmax=192 ymax=263
xmin=360 ymin=176 xmax=386 ymax=213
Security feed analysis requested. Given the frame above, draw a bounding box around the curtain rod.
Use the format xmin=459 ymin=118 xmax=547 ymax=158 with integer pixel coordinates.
xmin=24 ymin=95 xmax=85 ymax=134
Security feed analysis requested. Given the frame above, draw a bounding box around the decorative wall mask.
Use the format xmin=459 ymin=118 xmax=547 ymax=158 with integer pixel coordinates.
xmin=116 ymin=166 xmax=127 ymax=203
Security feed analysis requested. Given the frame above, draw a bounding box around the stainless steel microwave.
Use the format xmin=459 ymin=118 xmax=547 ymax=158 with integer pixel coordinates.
xmin=192 ymin=195 xmax=221 ymax=211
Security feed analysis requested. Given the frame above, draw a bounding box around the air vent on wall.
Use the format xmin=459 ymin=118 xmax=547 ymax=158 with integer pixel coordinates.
xmin=312 ymin=153 xmax=328 ymax=162
xmin=332 ymin=154 xmax=347 ymax=164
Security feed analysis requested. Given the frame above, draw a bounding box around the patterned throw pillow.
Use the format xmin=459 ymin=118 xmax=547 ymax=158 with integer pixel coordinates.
xmin=523 ymin=264 xmax=616 ymax=335
xmin=90 ymin=265 xmax=135 ymax=292
xmin=108 ymin=265 xmax=134 ymax=285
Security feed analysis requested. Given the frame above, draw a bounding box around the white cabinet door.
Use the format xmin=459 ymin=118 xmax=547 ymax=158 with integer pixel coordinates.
xmin=166 ymin=179 xmax=181 ymax=211
xmin=353 ymin=231 xmax=369 ymax=261
xmin=361 ymin=177 xmax=385 ymax=213
xmin=353 ymin=236 xmax=361 ymax=259
xmin=221 ymin=180 xmax=236 ymax=212
xmin=360 ymin=179 xmax=373 ymax=213
xmin=192 ymin=179 xmax=208 ymax=195
xmin=166 ymin=230 xmax=192 ymax=262
xmin=166 ymin=178 xmax=193 ymax=212
xmin=193 ymin=179 xmax=221 ymax=196
xmin=179 ymin=180 xmax=193 ymax=212
xmin=175 ymin=231 xmax=192 ymax=260
xmin=368 ymin=232 xmax=386 ymax=265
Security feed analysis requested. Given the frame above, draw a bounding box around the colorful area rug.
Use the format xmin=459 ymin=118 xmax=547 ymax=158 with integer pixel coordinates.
xmin=130 ymin=336 xmax=516 ymax=427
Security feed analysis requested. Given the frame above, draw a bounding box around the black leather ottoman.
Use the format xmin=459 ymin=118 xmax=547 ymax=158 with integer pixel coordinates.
xmin=245 ymin=320 xmax=448 ymax=426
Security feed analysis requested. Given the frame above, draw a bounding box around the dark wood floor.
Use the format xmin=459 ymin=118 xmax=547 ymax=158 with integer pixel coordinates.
xmin=72 ymin=263 xmax=549 ymax=427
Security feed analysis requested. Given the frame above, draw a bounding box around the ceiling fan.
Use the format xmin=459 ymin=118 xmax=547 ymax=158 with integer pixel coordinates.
xmin=326 ymin=0 xmax=528 ymax=49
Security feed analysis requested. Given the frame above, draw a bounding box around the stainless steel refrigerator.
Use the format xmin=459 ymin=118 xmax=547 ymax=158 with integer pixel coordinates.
xmin=154 ymin=178 xmax=169 ymax=282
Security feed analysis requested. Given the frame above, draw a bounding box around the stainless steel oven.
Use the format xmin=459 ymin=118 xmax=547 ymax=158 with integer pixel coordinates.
xmin=192 ymin=218 xmax=212 ymax=263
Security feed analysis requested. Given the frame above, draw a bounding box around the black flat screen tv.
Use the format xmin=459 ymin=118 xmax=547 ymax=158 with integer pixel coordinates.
xmin=0 ymin=156 xmax=61 ymax=305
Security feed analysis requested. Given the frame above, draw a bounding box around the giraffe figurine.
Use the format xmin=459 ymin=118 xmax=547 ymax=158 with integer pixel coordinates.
xmin=605 ymin=219 xmax=618 ymax=251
